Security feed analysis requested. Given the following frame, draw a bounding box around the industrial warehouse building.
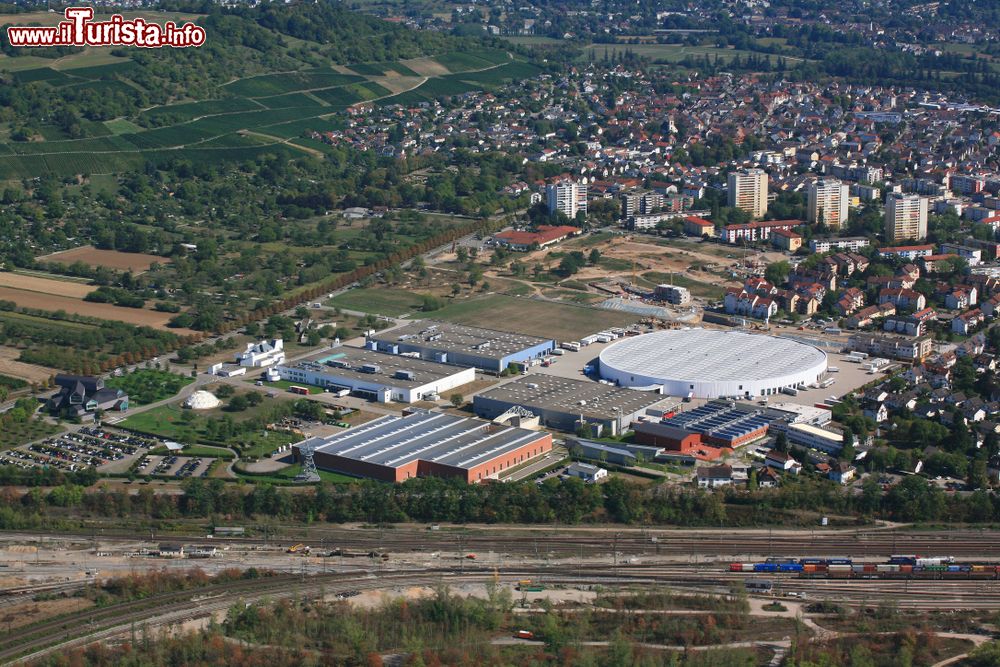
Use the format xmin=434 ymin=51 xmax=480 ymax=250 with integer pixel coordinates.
xmin=368 ymin=321 xmax=555 ymax=373
xmin=292 ymin=411 xmax=552 ymax=483
xmin=633 ymin=401 xmax=771 ymax=460
xmin=473 ymin=374 xmax=675 ymax=436
xmin=599 ymin=329 xmax=828 ymax=399
xmin=276 ymin=347 xmax=474 ymax=403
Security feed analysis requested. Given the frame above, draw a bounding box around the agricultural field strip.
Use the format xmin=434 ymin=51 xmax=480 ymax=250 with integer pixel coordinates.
xmin=0 ymin=53 xmax=517 ymax=160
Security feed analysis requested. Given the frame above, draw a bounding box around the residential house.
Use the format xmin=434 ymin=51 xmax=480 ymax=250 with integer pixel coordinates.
xmin=952 ymin=309 xmax=985 ymax=335
xmin=878 ymin=288 xmax=926 ymax=311
xmin=836 ymin=288 xmax=865 ymax=316
xmin=765 ymin=451 xmax=802 ymax=475
xmin=756 ymin=466 xmax=781 ymax=487
xmin=944 ymin=286 xmax=978 ymax=310
xmin=695 ymin=464 xmax=734 ymax=489
xmin=830 ymin=463 xmax=857 ymax=485
xmin=846 ymin=303 xmax=896 ymax=329
xmin=981 ymin=294 xmax=1000 ymax=318
xmin=883 ymin=307 xmax=937 ymax=336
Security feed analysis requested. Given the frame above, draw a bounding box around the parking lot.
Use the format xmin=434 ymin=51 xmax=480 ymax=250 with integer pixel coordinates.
xmin=2 ymin=427 xmax=157 ymax=474
xmin=136 ymin=455 xmax=212 ymax=479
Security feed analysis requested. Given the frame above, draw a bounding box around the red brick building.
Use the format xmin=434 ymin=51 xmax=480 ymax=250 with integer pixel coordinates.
xmin=294 ymin=412 xmax=552 ymax=483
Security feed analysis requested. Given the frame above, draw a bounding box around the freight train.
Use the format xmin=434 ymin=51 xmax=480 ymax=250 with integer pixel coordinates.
xmin=726 ymin=555 xmax=1000 ymax=580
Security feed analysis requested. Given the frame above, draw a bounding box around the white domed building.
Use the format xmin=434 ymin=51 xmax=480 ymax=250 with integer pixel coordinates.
xmin=184 ymin=390 xmax=222 ymax=410
xmin=599 ymin=328 xmax=827 ymax=400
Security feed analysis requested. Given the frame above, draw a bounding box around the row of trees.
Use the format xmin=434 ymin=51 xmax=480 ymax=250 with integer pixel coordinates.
xmin=4 ymin=469 xmax=1000 ymax=528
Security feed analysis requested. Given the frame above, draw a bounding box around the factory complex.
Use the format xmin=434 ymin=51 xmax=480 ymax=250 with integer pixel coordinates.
xmin=280 ymin=319 xmax=849 ymax=484
xmin=293 ymin=411 xmax=552 ymax=483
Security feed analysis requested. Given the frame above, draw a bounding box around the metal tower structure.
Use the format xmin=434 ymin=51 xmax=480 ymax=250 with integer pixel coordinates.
xmin=295 ymin=442 xmax=321 ymax=483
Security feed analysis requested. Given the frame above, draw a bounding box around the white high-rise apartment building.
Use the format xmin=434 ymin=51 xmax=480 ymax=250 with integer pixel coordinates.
xmin=727 ymin=169 xmax=768 ymax=218
xmin=807 ymin=178 xmax=850 ymax=228
xmin=885 ymin=193 xmax=928 ymax=243
xmin=546 ymin=181 xmax=587 ymax=219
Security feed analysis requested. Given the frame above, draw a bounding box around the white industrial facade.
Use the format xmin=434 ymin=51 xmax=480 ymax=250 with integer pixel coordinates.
xmin=598 ymin=329 xmax=827 ymax=399
xmin=277 ymin=348 xmax=475 ymax=403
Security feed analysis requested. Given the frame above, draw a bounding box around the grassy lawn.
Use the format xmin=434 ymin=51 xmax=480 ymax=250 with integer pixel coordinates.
xmin=239 ymin=430 xmax=300 ymax=459
xmin=122 ymin=402 xmax=297 ymax=458
xmin=106 ymin=369 xmax=194 ymax=405
xmin=328 ymin=287 xmax=425 ymax=316
xmin=0 ymin=420 xmax=62 ymax=449
xmin=236 ymin=461 xmax=356 ymax=484
xmin=261 ymin=380 xmax=324 ymax=395
xmin=150 ymin=444 xmax=235 ymax=460
xmin=568 ymin=231 xmax=616 ymax=247
xmin=430 ymin=294 xmax=638 ymax=340
xmin=120 ymin=404 xmax=192 ymax=440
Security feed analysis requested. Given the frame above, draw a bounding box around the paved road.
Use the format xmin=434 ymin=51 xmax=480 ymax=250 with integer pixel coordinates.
xmin=503 ymin=449 xmax=566 ymax=482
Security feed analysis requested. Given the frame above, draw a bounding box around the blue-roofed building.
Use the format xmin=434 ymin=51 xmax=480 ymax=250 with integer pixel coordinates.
xmin=369 ymin=321 xmax=555 ymax=373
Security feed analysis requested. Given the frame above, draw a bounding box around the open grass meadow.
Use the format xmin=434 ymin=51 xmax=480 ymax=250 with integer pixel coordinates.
xmin=0 ymin=48 xmax=523 ymax=179
xmin=105 ymin=369 xmax=195 ymax=405
xmin=327 ymin=287 xmax=428 ymax=316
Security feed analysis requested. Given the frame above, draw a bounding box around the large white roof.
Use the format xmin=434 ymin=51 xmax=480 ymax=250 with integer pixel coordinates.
xmin=599 ymin=329 xmax=827 ymax=397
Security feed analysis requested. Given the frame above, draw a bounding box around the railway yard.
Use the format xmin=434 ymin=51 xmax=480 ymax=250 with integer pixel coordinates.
xmin=0 ymin=525 xmax=996 ymax=664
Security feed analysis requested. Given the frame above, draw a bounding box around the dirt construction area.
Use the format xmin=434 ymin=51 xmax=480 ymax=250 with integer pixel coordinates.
xmin=38 ymin=246 xmax=167 ymax=273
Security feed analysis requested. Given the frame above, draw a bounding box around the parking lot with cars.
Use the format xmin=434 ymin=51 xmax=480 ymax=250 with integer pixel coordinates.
xmin=136 ymin=455 xmax=213 ymax=479
xmin=2 ymin=427 xmax=158 ymax=474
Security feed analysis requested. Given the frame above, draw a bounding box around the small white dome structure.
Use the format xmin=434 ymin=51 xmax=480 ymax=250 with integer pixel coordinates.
xmin=184 ymin=390 xmax=222 ymax=410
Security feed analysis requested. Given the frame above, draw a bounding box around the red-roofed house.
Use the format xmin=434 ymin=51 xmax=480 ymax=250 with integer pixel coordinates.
xmin=771 ymin=228 xmax=803 ymax=252
xmin=952 ymin=309 xmax=985 ymax=335
xmin=492 ymin=225 xmax=579 ymax=251
xmin=922 ymin=253 xmax=960 ymax=273
xmin=878 ymin=288 xmax=926 ymax=311
xmin=683 ymin=216 xmax=715 ymax=237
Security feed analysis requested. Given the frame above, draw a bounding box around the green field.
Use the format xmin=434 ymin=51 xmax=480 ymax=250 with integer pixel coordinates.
xmin=327 ymin=288 xmax=426 ymax=316
xmin=430 ymin=294 xmax=638 ymax=340
xmin=120 ymin=405 xmax=195 ymax=440
xmin=105 ymin=369 xmax=195 ymax=405
xmin=238 ymin=430 xmax=300 ymax=460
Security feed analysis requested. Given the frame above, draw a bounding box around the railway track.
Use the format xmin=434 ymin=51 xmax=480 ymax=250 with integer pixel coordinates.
xmin=7 ymin=562 xmax=1000 ymax=664
xmin=8 ymin=526 xmax=1000 ymax=560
